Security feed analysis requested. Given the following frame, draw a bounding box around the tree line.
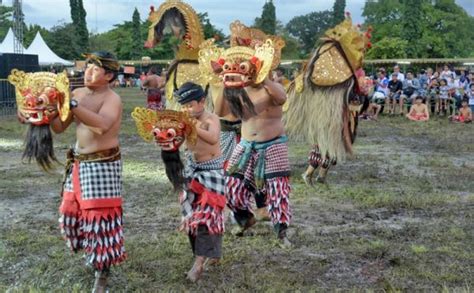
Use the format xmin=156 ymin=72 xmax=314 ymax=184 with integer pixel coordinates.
xmin=0 ymin=0 xmax=473 ymax=61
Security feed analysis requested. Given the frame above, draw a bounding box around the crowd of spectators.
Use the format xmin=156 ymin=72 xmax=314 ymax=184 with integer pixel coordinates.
xmin=363 ymin=64 xmax=473 ymax=123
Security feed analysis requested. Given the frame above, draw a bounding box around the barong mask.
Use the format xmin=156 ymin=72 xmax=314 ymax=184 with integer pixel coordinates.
xmin=199 ymin=39 xmax=274 ymax=117
xmin=9 ymin=69 xmax=70 ymax=125
xmin=131 ymin=108 xmax=197 ymax=151
xmin=132 ymin=108 xmax=197 ymax=190
xmin=8 ymin=69 xmax=70 ymax=171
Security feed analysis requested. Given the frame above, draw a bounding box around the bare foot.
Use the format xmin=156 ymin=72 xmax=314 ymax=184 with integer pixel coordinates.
xmin=204 ymin=258 xmax=220 ymax=270
xmin=255 ymin=207 xmax=271 ymax=221
xmin=231 ymin=215 xmax=256 ymax=237
xmin=92 ymin=271 xmax=109 ymax=293
xmin=186 ymin=256 xmax=205 ymax=282
xmin=301 ymin=172 xmax=313 ymax=186
xmin=279 ymin=236 xmax=293 ymax=249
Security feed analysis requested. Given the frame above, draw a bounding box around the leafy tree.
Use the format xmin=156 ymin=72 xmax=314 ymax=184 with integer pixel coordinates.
xmin=69 ymin=0 xmax=89 ymax=56
xmin=198 ymin=12 xmax=224 ymax=41
xmin=23 ymin=24 xmax=50 ymax=48
xmin=130 ymin=8 xmax=143 ymax=59
xmin=275 ymin=20 xmax=301 ymax=59
xmin=332 ymin=0 xmax=346 ymax=26
xmin=42 ymin=22 xmax=78 ymax=60
xmin=0 ymin=5 xmax=13 ymax=41
xmin=286 ymin=10 xmax=333 ymax=56
xmin=400 ymin=0 xmax=424 ymax=58
xmin=365 ymin=37 xmax=408 ymax=59
xmin=363 ymin=0 xmax=474 ymax=58
xmin=254 ymin=0 xmax=276 ymax=34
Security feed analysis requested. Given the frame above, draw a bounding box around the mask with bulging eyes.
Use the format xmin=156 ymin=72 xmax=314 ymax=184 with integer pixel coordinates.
xmin=9 ymin=70 xmax=70 ymax=125
xmin=152 ymin=122 xmax=186 ymax=152
xmin=7 ymin=70 xmax=70 ymax=171
xmin=19 ymin=87 xmax=64 ymax=125
xmin=217 ymin=58 xmax=258 ymax=88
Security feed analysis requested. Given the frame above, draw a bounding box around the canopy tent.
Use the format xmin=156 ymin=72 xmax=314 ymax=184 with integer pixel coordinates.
xmin=0 ymin=27 xmax=30 ymax=54
xmin=26 ymin=32 xmax=73 ymax=66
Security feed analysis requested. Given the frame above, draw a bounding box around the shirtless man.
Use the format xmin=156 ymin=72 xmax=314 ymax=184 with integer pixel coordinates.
xmin=450 ymin=98 xmax=472 ymax=123
xmin=224 ymin=77 xmax=292 ymax=246
xmin=214 ymin=87 xmax=270 ymax=221
xmin=406 ymin=96 xmax=430 ymax=121
xmin=50 ymin=51 xmax=126 ymax=293
xmin=143 ymin=66 xmax=166 ymax=110
xmin=175 ymin=82 xmax=226 ymax=282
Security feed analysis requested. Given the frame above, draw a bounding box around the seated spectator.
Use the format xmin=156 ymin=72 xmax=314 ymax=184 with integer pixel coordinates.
xmin=406 ymin=96 xmax=429 ymax=122
xmin=385 ymin=72 xmax=403 ymax=115
xmin=400 ymin=71 xmax=421 ymax=113
xmin=440 ymin=64 xmax=455 ymax=81
xmin=362 ymin=101 xmax=382 ymax=121
xmin=449 ymin=98 xmax=472 ymax=123
xmin=373 ymin=68 xmax=389 ymax=105
xmin=464 ymin=83 xmax=474 ymax=112
xmin=418 ymin=69 xmax=428 ymax=97
xmin=436 ymin=78 xmax=449 ymax=115
xmin=425 ymin=69 xmax=439 ymax=111
xmin=392 ymin=65 xmax=405 ymax=82
xmin=448 ymin=77 xmax=463 ymax=113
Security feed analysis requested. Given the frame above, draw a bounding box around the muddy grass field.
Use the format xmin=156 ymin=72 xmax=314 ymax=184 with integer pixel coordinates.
xmin=0 ymin=88 xmax=473 ymax=291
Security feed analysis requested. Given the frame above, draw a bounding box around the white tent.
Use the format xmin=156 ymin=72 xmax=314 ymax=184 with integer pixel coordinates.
xmin=0 ymin=27 xmax=30 ymax=54
xmin=27 ymin=32 xmax=73 ymax=66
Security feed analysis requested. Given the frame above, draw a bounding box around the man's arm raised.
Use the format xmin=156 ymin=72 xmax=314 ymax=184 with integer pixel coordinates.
xmin=212 ymin=86 xmax=231 ymax=117
xmin=263 ymin=78 xmax=287 ymax=106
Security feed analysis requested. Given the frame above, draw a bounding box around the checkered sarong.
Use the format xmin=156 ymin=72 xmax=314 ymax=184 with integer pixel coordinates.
xmin=220 ymin=119 xmax=241 ymax=162
xmin=220 ymin=130 xmax=239 ymax=162
xmin=181 ymin=154 xmax=226 ymax=235
xmin=225 ymin=136 xmax=291 ymax=226
xmin=226 ymin=136 xmax=291 ymax=189
xmin=64 ymin=160 xmax=122 ymax=200
xmin=308 ymin=145 xmax=337 ymax=169
xmin=60 ymin=148 xmax=125 ymax=270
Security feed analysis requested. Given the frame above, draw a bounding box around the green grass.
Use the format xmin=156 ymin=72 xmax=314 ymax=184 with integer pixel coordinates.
xmin=0 ymin=88 xmax=473 ymax=291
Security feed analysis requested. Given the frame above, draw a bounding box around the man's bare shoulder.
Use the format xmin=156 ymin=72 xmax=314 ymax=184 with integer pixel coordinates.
xmin=72 ymin=87 xmax=89 ymax=98
xmin=205 ymin=111 xmax=220 ymax=122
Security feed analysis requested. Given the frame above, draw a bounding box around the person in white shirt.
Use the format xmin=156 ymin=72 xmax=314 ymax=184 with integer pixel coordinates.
xmin=392 ymin=65 xmax=405 ymax=82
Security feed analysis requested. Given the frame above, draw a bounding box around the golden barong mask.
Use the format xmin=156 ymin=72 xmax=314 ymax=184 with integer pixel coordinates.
xmin=145 ymin=0 xmax=204 ymax=60
xmin=311 ymin=14 xmax=371 ymax=87
xmin=199 ymin=39 xmax=275 ymax=88
xmin=131 ymin=108 xmax=197 ymax=151
xmin=8 ymin=69 xmax=70 ymax=125
xmin=229 ymin=20 xmax=285 ymax=70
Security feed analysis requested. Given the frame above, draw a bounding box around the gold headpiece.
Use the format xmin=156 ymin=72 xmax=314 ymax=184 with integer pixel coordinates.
xmin=83 ymin=52 xmax=120 ymax=71
xmin=310 ymin=14 xmax=371 ymax=86
xmin=8 ymin=69 xmax=70 ymax=122
xmin=199 ymin=39 xmax=275 ymax=85
xmin=146 ymin=0 xmax=204 ymax=60
xmin=131 ymin=108 xmax=197 ymax=146
xmin=229 ymin=20 xmax=285 ymax=70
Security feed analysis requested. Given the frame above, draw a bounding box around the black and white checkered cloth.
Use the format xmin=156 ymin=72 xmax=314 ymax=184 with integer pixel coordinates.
xmin=220 ymin=131 xmax=239 ymax=162
xmin=64 ymin=160 xmax=123 ymax=200
xmin=181 ymin=154 xmax=225 ymax=218
xmin=184 ymin=154 xmax=225 ymax=195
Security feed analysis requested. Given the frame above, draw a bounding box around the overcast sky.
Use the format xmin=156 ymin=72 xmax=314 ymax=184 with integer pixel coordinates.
xmin=3 ymin=0 xmax=474 ymax=35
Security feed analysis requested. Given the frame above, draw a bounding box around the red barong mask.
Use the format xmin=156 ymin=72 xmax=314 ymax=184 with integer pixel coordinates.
xmin=132 ymin=108 xmax=197 ymax=190
xmin=8 ymin=70 xmax=70 ymax=171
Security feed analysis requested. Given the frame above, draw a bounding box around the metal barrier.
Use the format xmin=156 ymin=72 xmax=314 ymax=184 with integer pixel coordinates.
xmin=0 ymin=79 xmax=16 ymax=117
